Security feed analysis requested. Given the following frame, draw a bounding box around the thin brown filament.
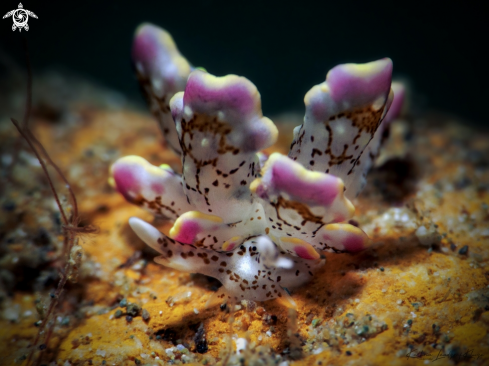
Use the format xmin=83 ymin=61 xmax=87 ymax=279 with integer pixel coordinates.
xmin=22 ymin=37 xmax=32 ymax=130
xmin=10 ymin=118 xmax=70 ymax=226
xmin=25 ymin=130 xmax=80 ymax=221
xmin=10 ymin=38 xmax=97 ymax=366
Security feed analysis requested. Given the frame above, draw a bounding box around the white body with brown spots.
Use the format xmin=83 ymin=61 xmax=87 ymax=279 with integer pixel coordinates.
xmin=110 ymin=24 xmax=404 ymax=303
xmin=130 ymin=218 xmax=324 ymax=301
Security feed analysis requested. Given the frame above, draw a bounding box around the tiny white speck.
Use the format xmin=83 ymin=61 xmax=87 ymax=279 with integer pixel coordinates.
xmin=151 ymin=79 xmax=163 ymax=97
xmin=335 ymin=124 xmax=346 ymax=134
xmin=381 ymin=288 xmax=387 ymax=293
xmin=193 ymin=308 xmax=199 ymax=314
xmin=320 ymin=84 xmax=329 ymax=93
xmin=372 ymin=95 xmax=385 ymax=111
xmin=354 ymin=298 xmax=360 ymax=303
xmin=184 ymin=105 xmax=193 ymax=118
xmin=159 ymin=311 xmax=163 ymax=315
xmin=95 ymin=349 xmax=106 ymax=357
xmin=235 ymin=338 xmax=247 ymax=354
xmin=433 ymin=272 xmax=439 ymax=276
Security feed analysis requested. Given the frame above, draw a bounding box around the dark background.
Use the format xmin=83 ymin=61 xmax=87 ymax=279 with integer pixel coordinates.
xmin=1 ymin=0 xmax=488 ymax=125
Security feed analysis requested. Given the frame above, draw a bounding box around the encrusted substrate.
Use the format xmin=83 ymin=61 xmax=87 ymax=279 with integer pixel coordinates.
xmin=0 ymin=76 xmax=488 ymax=365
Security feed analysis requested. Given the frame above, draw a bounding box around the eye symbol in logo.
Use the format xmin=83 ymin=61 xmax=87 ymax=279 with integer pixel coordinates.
xmin=3 ymin=3 xmax=38 ymax=32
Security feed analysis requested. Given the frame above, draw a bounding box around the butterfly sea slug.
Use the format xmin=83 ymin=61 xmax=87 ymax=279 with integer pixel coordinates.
xmin=110 ymin=23 xmax=404 ymax=303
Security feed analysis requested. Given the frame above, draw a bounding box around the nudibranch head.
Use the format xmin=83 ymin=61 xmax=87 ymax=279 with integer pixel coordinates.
xmin=110 ymin=24 xmax=404 ymax=304
xmin=130 ymin=217 xmax=323 ymax=302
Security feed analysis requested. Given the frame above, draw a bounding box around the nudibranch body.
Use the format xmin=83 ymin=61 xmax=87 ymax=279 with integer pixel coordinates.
xmin=110 ymin=24 xmax=404 ymax=303
xmin=130 ymin=220 xmax=323 ymax=302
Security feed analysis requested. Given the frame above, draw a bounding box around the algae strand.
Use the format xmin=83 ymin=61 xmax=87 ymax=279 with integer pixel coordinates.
xmin=9 ymin=40 xmax=97 ymax=366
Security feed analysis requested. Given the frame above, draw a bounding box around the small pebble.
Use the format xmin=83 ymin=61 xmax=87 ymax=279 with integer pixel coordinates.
xmin=2 ymin=202 xmax=16 ymax=212
xmin=142 ymin=309 xmax=150 ymax=321
xmin=196 ymin=340 xmax=208 ymax=354
xmin=126 ymin=315 xmax=133 ymax=323
xmin=126 ymin=303 xmax=141 ymax=317
xmin=458 ymin=245 xmax=469 ymax=255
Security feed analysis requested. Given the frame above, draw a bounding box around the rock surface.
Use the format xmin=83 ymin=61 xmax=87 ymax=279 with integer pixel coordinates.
xmin=0 ymin=74 xmax=488 ymax=365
